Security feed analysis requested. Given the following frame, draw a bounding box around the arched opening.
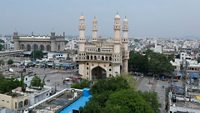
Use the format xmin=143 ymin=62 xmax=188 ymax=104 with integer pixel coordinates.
xmin=87 ymin=55 xmax=89 ymax=60
xmin=105 ymin=56 xmax=108 ymax=61
xmin=24 ymin=99 xmax=29 ymax=106
xmin=27 ymin=44 xmax=31 ymax=51
xmin=18 ymin=101 xmax=23 ymax=108
xmin=46 ymin=45 xmax=51 ymax=51
xmin=20 ymin=44 xmax=25 ymax=50
xmin=109 ymin=56 xmax=112 ymax=61
xmin=40 ymin=45 xmax=45 ymax=51
xmin=33 ymin=44 xmax=38 ymax=51
xmin=102 ymin=56 xmax=104 ymax=60
xmin=94 ymin=56 xmax=97 ymax=60
xmin=91 ymin=56 xmax=93 ymax=60
xmin=58 ymin=45 xmax=60 ymax=51
xmin=92 ymin=66 xmax=106 ymax=80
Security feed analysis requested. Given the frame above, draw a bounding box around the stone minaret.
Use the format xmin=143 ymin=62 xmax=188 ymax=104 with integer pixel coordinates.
xmin=79 ymin=15 xmax=86 ymax=52
xmin=92 ymin=16 xmax=98 ymax=42
xmin=114 ymin=14 xmax=121 ymax=43
xmin=78 ymin=15 xmax=86 ymax=77
xmin=113 ymin=14 xmax=122 ymax=76
xmin=122 ymin=17 xmax=129 ymax=73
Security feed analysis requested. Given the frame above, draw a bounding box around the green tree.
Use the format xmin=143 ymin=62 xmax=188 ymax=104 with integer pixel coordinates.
xmin=0 ymin=59 xmax=5 ymax=65
xmin=128 ymin=51 xmax=148 ymax=73
xmin=80 ymin=76 xmax=161 ymax=113
xmin=129 ymin=50 xmax=174 ymax=76
xmin=7 ymin=59 xmax=14 ymax=65
xmin=31 ymin=50 xmax=44 ymax=60
xmin=104 ymin=89 xmax=154 ymax=113
xmin=0 ymin=39 xmax=5 ymax=43
xmin=0 ymin=76 xmax=21 ymax=93
xmin=90 ymin=76 xmax=129 ymax=95
xmin=197 ymin=57 xmax=200 ymax=63
xmin=31 ymin=75 xmax=43 ymax=88
xmin=0 ymin=43 xmax=4 ymax=51
xmin=138 ymin=91 xmax=161 ymax=113
xmin=71 ymin=79 xmax=91 ymax=89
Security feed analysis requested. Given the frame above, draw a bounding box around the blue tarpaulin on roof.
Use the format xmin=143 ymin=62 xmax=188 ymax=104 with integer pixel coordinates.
xmin=189 ymin=73 xmax=200 ymax=79
xmin=60 ymin=88 xmax=91 ymax=113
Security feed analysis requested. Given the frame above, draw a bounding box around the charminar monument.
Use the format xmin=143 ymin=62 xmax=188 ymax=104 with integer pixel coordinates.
xmin=76 ymin=14 xmax=129 ymax=80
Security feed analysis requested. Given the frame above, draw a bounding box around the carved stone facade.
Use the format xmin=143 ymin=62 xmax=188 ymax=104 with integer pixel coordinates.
xmin=13 ymin=32 xmax=65 ymax=52
xmin=76 ymin=14 xmax=129 ymax=80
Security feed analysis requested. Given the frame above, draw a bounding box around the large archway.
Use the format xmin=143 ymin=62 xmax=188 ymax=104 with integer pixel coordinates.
xmin=27 ymin=44 xmax=31 ymax=51
xmin=20 ymin=44 xmax=25 ymax=50
xmin=33 ymin=44 xmax=38 ymax=51
xmin=40 ymin=45 xmax=45 ymax=51
xmin=46 ymin=45 xmax=51 ymax=51
xmin=91 ymin=66 xmax=106 ymax=80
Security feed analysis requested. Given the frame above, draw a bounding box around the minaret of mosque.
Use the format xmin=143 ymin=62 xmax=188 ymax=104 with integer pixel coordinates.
xmin=113 ymin=14 xmax=121 ymax=54
xmin=92 ymin=16 xmax=98 ymax=42
xmin=114 ymin=14 xmax=121 ymax=43
xmin=112 ymin=14 xmax=122 ymax=76
xmin=78 ymin=15 xmax=86 ymax=52
xmin=122 ymin=16 xmax=129 ymax=73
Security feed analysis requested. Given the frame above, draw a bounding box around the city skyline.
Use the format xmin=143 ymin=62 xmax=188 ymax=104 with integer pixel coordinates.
xmin=1 ymin=0 xmax=200 ymax=38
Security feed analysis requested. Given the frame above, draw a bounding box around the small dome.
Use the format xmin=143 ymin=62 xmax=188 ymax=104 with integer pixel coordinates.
xmin=80 ymin=15 xmax=85 ymax=20
xmin=124 ymin=18 xmax=128 ymax=22
xmin=115 ymin=14 xmax=120 ymax=19
xmin=93 ymin=16 xmax=97 ymax=21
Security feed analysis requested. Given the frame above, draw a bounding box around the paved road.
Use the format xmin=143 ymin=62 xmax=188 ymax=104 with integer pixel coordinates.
xmin=137 ymin=76 xmax=169 ymax=113
xmin=12 ymin=67 xmax=77 ymax=91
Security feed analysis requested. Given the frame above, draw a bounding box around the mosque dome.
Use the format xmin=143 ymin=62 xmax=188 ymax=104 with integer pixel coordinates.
xmin=124 ymin=17 xmax=128 ymax=22
xmin=115 ymin=14 xmax=120 ymax=19
xmin=80 ymin=15 xmax=85 ymax=20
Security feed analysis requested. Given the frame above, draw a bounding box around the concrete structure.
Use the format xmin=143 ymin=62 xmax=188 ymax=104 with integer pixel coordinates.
xmin=0 ymin=50 xmax=23 ymax=57
xmin=76 ymin=14 xmax=129 ymax=80
xmin=0 ymin=91 xmax=29 ymax=111
xmin=13 ymin=32 xmax=65 ymax=52
xmin=171 ymin=52 xmax=200 ymax=73
xmin=0 ymin=86 xmax=52 ymax=112
xmin=65 ymin=39 xmax=78 ymax=50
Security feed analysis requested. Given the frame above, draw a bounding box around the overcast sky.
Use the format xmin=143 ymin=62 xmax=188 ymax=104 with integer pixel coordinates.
xmin=0 ymin=0 xmax=200 ymax=38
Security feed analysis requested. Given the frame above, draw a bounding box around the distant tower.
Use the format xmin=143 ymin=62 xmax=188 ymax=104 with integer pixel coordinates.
xmin=50 ymin=32 xmax=56 ymax=51
xmin=122 ymin=17 xmax=129 ymax=73
xmin=13 ymin=32 xmax=20 ymax=50
xmin=92 ymin=16 xmax=98 ymax=42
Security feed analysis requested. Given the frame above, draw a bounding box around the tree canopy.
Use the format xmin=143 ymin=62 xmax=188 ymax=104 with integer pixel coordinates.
xmin=80 ymin=76 xmax=160 ymax=113
xmin=129 ymin=50 xmax=174 ymax=76
xmin=71 ymin=79 xmax=91 ymax=89
xmin=31 ymin=75 xmax=43 ymax=88
xmin=31 ymin=50 xmax=44 ymax=60
xmin=0 ymin=59 xmax=5 ymax=65
xmin=0 ymin=75 xmax=21 ymax=93
xmin=0 ymin=43 xmax=4 ymax=51
xmin=7 ymin=59 xmax=14 ymax=65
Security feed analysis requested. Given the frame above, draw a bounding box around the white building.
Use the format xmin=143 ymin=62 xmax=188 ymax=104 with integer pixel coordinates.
xmin=65 ymin=39 xmax=78 ymax=50
xmin=171 ymin=52 xmax=200 ymax=72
